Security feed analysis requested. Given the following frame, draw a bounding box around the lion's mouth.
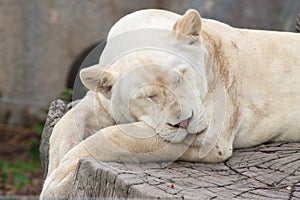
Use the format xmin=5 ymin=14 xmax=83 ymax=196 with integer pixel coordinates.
xmin=165 ymin=122 xmax=207 ymax=135
xmin=166 ymin=123 xmax=182 ymax=129
xmin=166 ymin=116 xmax=192 ymax=129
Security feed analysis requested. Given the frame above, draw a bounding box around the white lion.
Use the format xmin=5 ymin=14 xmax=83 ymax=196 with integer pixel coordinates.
xmin=40 ymin=9 xmax=300 ymax=199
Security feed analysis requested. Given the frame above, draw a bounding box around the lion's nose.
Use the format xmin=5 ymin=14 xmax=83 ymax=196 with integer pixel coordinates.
xmin=174 ymin=117 xmax=192 ymax=128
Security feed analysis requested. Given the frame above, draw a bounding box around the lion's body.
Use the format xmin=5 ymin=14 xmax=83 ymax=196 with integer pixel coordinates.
xmin=41 ymin=9 xmax=300 ymax=199
xmin=202 ymin=23 xmax=300 ymax=148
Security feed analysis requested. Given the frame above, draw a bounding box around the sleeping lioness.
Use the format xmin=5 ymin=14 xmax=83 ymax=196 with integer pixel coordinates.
xmin=40 ymin=9 xmax=300 ymax=199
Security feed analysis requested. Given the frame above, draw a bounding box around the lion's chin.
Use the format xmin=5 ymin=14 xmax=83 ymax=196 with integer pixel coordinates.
xmin=187 ymin=124 xmax=207 ymax=135
xmin=187 ymin=115 xmax=208 ymax=134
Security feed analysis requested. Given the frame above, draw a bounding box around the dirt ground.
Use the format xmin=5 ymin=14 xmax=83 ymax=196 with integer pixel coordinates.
xmin=0 ymin=124 xmax=43 ymax=196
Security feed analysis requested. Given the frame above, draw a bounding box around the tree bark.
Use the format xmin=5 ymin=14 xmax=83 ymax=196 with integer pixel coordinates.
xmin=40 ymin=100 xmax=67 ymax=179
xmin=40 ymin=99 xmax=79 ymax=179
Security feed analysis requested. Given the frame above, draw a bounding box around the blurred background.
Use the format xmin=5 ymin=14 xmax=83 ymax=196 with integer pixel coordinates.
xmin=0 ymin=0 xmax=299 ymax=198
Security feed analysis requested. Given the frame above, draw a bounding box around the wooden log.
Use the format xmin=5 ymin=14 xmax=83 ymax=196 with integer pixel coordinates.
xmin=41 ymin=101 xmax=300 ymax=199
xmin=40 ymin=100 xmax=67 ymax=179
xmin=39 ymin=99 xmax=79 ymax=179
xmin=69 ymin=143 xmax=300 ymax=199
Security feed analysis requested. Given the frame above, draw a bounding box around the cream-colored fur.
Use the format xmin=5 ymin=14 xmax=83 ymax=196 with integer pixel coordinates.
xmin=40 ymin=9 xmax=300 ymax=199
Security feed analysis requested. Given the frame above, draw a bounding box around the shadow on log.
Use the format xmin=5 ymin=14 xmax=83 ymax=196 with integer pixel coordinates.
xmin=40 ymin=100 xmax=300 ymax=199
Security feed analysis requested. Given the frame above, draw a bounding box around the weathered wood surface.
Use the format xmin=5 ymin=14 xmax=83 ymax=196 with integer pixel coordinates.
xmin=40 ymin=99 xmax=78 ymax=179
xmin=41 ymin=100 xmax=300 ymax=199
xmin=39 ymin=99 xmax=67 ymax=179
xmin=69 ymin=143 xmax=300 ymax=200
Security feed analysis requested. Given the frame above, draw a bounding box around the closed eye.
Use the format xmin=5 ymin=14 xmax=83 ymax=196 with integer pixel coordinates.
xmin=148 ymin=95 xmax=156 ymax=99
xmin=147 ymin=94 xmax=157 ymax=102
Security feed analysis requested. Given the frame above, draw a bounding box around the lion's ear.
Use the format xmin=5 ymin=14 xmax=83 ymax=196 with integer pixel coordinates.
xmin=80 ymin=65 xmax=118 ymax=99
xmin=173 ymin=9 xmax=202 ymax=38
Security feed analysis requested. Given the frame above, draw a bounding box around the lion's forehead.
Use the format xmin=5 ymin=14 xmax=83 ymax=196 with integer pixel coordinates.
xmin=113 ymin=50 xmax=190 ymax=77
xmin=121 ymin=67 xmax=177 ymax=87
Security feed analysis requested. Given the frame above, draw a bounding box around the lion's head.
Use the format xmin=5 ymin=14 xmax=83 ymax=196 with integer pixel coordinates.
xmin=80 ymin=9 xmax=210 ymax=143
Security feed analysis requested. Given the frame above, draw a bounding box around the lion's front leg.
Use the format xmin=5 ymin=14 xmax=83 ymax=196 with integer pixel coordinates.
xmin=179 ymin=125 xmax=236 ymax=163
xmin=40 ymin=122 xmax=192 ymax=199
xmin=47 ymin=91 xmax=115 ymax=177
xmin=40 ymin=136 xmax=94 ymax=200
xmin=179 ymin=141 xmax=233 ymax=163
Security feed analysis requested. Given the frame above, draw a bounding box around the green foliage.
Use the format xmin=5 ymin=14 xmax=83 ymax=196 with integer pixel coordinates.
xmin=0 ymin=159 xmax=39 ymax=192
xmin=34 ymin=123 xmax=44 ymax=136
xmin=11 ymin=171 xmax=27 ymax=191
xmin=29 ymin=121 xmax=45 ymax=160
xmin=60 ymin=88 xmax=73 ymax=102
xmin=29 ymin=139 xmax=40 ymax=160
